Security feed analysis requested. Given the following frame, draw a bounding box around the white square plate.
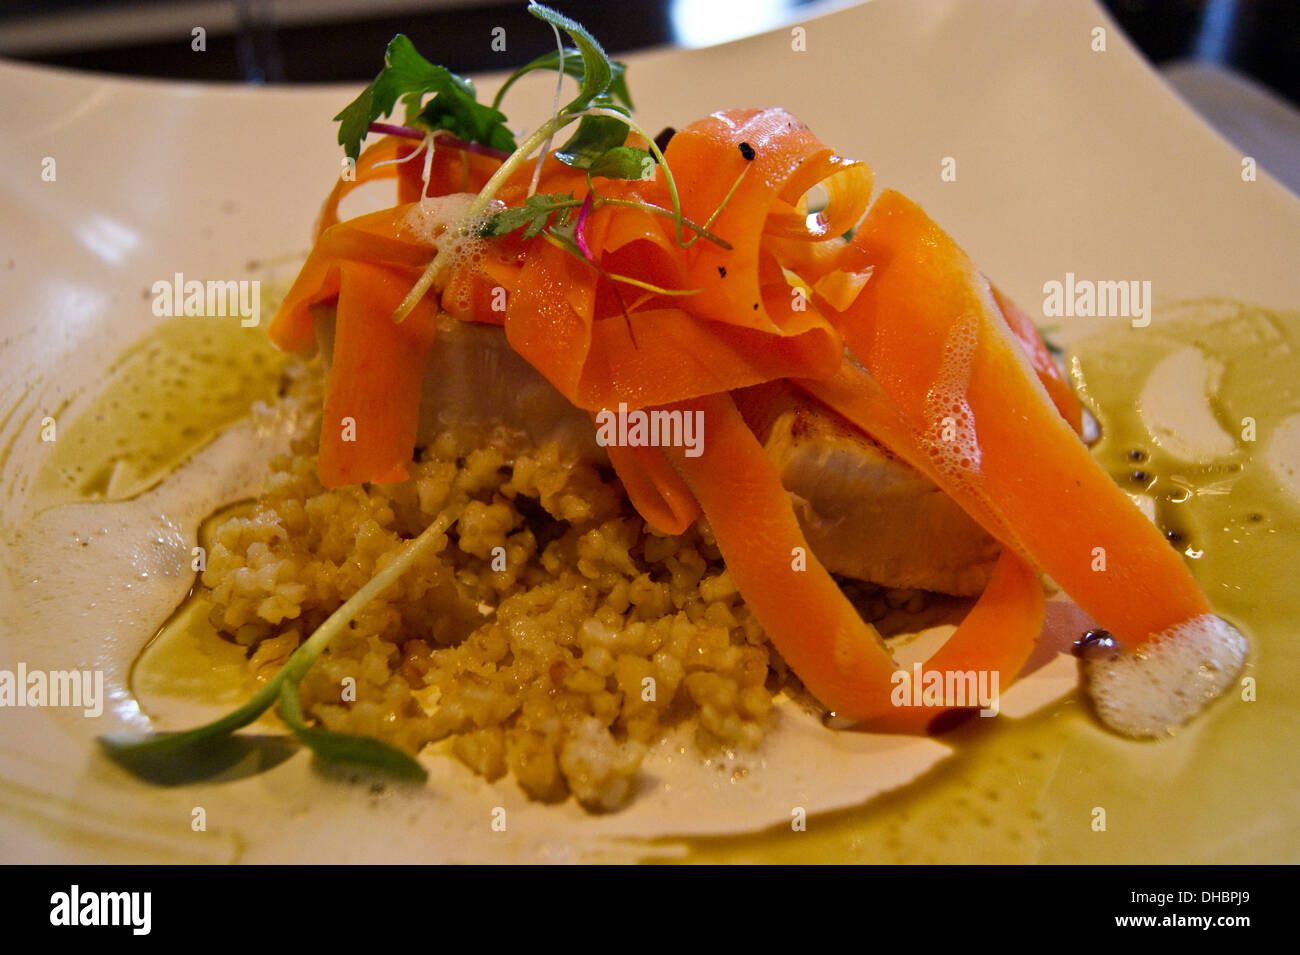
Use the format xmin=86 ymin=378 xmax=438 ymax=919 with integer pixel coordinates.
xmin=1 ymin=0 xmax=1296 ymax=862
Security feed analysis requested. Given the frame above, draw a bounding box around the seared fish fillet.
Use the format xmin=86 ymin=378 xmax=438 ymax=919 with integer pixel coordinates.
xmin=315 ymin=309 xmax=605 ymax=463
xmin=734 ymin=382 xmax=1000 ymax=596
xmin=315 ymin=310 xmax=997 ymax=594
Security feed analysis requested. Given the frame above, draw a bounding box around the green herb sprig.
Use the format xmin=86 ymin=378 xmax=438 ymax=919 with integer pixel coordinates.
xmin=492 ymin=47 xmax=632 ymax=113
xmin=334 ymin=34 xmax=515 ymax=162
xmin=99 ymin=512 xmax=454 ymax=782
xmin=390 ymin=2 xmax=714 ymax=321
xmin=486 ymin=191 xmax=580 ymax=239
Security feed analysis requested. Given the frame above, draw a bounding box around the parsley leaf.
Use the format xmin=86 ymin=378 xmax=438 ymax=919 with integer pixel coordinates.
xmin=527 ymin=3 xmax=614 ymax=115
xmin=479 ymin=192 xmax=579 ymax=240
xmin=492 ymin=47 xmax=633 ymax=112
xmin=416 ymin=91 xmax=516 ymax=154
xmin=588 ymin=146 xmax=656 ymax=181
xmin=519 ymin=6 xmax=636 ymax=173
xmin=334 ymin=34 xmax=516 ymax=161
xmin=554 ymin=110 xmax=630 ymax=169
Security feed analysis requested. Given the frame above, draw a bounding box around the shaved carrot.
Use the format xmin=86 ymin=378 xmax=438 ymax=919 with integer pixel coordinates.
xmin=831 ymin=190 xmax=1209 ymax=646
xmin=601 ymin=441 xmax=700 ymax=535
xmin=316 ymin=136 xmax=412 ymax=240
xmin=664 ymin=391 xmax=1045 ymax=728
xmin=663 ymin=391 xmax=899 ymax=718
xmin=269 ymin=203 xmax=446 ymax=486
xmin=269 ymin=204 xmax=438 ymax=354
xmin=318 ymin=260 xmax=439 ymax=487
xmin=501 ymin=211 xmax=843 ymax=411
xmin=664 ymin=107 xmax=871 ymax=336
xmin=991 ymin=283 xmax=1084 ymax=434
xmin=397 ymin=137 xmax=502 ymax=203
xmin=865 ymin=549 xmax=1044 ymax=733
xmin=826 ymin=238 xmax=1084 ymax=437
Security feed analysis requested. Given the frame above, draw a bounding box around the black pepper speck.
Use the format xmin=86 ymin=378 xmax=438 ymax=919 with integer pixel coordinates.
xmin=738 ymin=142 xmax=756 ymax=161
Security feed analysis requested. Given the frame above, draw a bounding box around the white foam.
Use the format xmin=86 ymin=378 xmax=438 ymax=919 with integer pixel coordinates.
xmin=1080 ymin=614 xmax=1248 ymax=737
xmin=921 ymin=312 xmax=982 ymax=479
xmin=402 ymin=194 xmax=506 ymax=314
xmin=2 ymin=396 xmax=310 ymax=730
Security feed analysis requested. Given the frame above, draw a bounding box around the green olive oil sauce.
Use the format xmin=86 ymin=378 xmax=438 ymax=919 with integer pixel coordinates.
xmin=46 ymin=297 xmax=1299 ymax=860
xmin=30 ymin=311 xmax=291 ymax=719
xmin=32 ymin=314 xmax=290 ymax=506
xmin=674 ymin=300 xmax=1300 ymax=863
xmin=130 ymin=502 xmax=264 ymax=715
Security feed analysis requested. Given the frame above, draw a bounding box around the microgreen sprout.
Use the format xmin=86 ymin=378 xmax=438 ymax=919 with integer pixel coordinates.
xmin=573 ymin=192 xmax=594 ymax=259
xmin=529 ymin=19 xmax=567 ymax=199
xmin=98 ymin=512 xmax=455 ymax=782
xmin=386 ymin=3 xmax=741 ymax=323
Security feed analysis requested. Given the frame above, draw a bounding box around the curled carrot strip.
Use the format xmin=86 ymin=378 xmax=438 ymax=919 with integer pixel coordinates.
xmin=396 ymin=135 xmax=502 ymax=203
xmin=663 ymin=391 xmax=1044 ymax=729
xmin=601 ymin=441 xmax=700 ymax=536
xmin=318 ymin=260 xmax=439 ymax=487
xmin=502 ymin=229 xmax=843 ymax=411
xmin=829 ymin=190 xmax=1209 ymax=647
xmin=765 ymin=154 xmax=871 ymax=241
xmin=990 ymin=283 xmax=1084 ymax=434
xmin=316 ymin=136 xmax=413 ymax=241
xmin=662 ymin=391 xmax=898 ymax=719
xmin=665 ymin=107 xmax=870 ymax=336
xmin=491 ymin=110 xmax=867 ymax=411
xmin=865 ymin=549 xmax=1044 ymax=733
xmin=764 ymin=234 xmax=851 ymax=282
xmin=270 ymin=204 xmax=437 ymax=353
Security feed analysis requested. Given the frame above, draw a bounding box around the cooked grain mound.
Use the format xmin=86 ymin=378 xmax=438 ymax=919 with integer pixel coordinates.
xmin=202 ymin=415 xmax=791 ymax=810
xmin=202 ymin=407 xmax=939 ymax=810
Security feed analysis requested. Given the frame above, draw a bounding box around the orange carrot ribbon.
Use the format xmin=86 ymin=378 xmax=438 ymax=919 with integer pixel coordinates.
xmin=825 ymin=189 xmax=1209 ymax=647
xmin=664 ymin=391 xmax=1043 ymax=729
xmin=266 ymin=108 xmax=1214 ymax=732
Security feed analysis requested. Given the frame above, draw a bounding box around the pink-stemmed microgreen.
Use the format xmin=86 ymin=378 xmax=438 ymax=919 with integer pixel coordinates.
xmin=386 ymin=3 xmax=754 ymax=323
xmin=573 ymin=191 xmax=594 ymax=259
xmin=368 ymin=122 xmax=513 ymax=161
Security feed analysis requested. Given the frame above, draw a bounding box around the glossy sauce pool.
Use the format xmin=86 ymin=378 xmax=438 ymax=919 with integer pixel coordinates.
xmin=676 ymin=299 xmax=1300 ymax=862
xmin=46 ymin=299 xmax=1300 ymax=862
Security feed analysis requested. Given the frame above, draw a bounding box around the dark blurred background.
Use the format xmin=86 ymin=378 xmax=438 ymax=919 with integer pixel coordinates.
xmin=4 ymin=0 xmax=1298 ymax=194
xmin=0 ymin=0 xmax=1295 ymax=106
